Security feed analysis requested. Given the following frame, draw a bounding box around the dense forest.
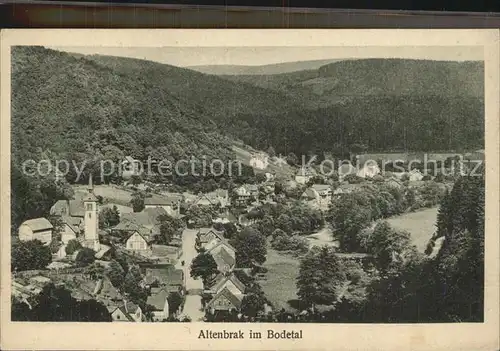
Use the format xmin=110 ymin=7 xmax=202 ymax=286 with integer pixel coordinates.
xmin=11 ymin=46 xmax=485 ymax=228
xmin=12 ymin=47 xmax=485 ymax=165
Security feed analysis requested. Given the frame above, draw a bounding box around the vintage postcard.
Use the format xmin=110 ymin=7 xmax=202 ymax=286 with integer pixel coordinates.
xmin=1 ymin=29 xmax=499 ymax=350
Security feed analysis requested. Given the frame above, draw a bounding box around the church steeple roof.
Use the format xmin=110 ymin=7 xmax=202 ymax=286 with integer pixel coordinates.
xmin=83 ymin=174 xmax=98 ymax=202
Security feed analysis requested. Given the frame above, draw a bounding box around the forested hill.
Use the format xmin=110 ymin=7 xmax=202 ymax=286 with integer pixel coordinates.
xmin=12 ymin=46 xmax=311 ymax=167
xmin=12 ymin=47 xmax=485 ymax=167
xmin=11 ymin=46 xmax=236 ymax=163
xmin=219 ymin=59 xmax=484 ymax=102
xmin=215 ymin=58 xmax=484 ymax=155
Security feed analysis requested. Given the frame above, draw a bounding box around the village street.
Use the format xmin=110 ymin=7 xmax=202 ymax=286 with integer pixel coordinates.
xmin=176 ymin=228 xmax=205 ymax=321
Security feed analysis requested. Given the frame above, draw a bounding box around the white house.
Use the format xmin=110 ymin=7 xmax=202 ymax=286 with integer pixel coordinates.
xmin=233 ymin=184 xmax=259 ymax=206
xmin=125 ymin=231 xmax=152 ymax=255
xmin=144 ymin=194 xmax=183 ymax=216
xmin=249 ymin=153 xmax=269 ymax=170
xmin=357 ymin=161 xmax=381 ymax=179
xmin=295 ymin=167 xmax=317 ymax=184
xmin=18 ymin=218 xmax=53 ymax=245
xmin=408 ymin=169 xmax=424 ymax=181
xmin=110 ymin=301 xmax=143 ymax=322
xmin=301 ymin=184 xmax=332 ymax=209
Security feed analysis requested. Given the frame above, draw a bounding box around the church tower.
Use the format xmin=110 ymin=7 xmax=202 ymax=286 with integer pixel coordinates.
xmin=82 ymin=174 xmax=100 ymax=252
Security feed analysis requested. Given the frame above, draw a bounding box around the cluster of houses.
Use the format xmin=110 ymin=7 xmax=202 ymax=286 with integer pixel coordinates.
xmin=194 ymin=228 xmax=247 ymax=314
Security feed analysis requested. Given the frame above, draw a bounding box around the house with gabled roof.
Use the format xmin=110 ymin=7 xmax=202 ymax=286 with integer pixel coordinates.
xmin=18 ymin=217 xmax=53 ymax=245
xmin=205 ymin=287 xmax=243 ymax=312
xmin=233 ymin=184 xmax=259 ymax=206
xmin=196 ymin=227 xmax=225 ymax=250
xmin=110 ymin=301 xmax=143 ymax=322
xmin=301 ymin=184 xmax=332 ymax=209
xmin=205 ymin=273 xmax=246 ymax=296
xmin=146 ymin=288 xmax=170 ymax=322
xmin=208 ymin=241 xmax=237 ymax=274
xmin=190 ymin=190 xmax=228 ymax=210
xmin=60 ymin=215 xmax=82 ymax=244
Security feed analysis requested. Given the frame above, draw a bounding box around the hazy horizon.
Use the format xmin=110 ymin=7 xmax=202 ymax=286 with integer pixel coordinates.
xmin=46 ymin=46 xmax=483 ymax=68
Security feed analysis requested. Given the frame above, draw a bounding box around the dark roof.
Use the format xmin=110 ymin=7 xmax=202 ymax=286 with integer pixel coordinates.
xmin=208 ymin=240 xmax=236 ymax=255
xmin=62 ymin=215 xmax=81 ymax=233
xmin=144 ymin=267 xmax=183 ymax=286
xmin=82 ymin=191 xmax=99 ymax=202
xmin=311 ymin=184 xmax=331 ymax=192
xmin=197 ymin=228 xmax=225 ymax=243
xmin=20 ymin=218 xmax=53 ymax=232
xmin=213 ymin=273 xmax=245 ymax=294
xmin=206 ymin=287 xmax=242 ymax=310
xmin=213 ymin=247 xmax=236 ymax=269
xmin=151 ymin=245 xmax=180 ymax=259
xmin=118 ymin=207 xmax=167 ymax=230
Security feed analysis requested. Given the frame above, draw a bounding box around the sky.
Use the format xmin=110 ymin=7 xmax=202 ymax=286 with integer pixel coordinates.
xmin=47 ymin=46 xmax=483 ymax=67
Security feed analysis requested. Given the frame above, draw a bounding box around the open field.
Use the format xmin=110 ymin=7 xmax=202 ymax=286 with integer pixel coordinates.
xmin=386 ymin=207 xmax=439 ymax=252
xmin=74 ymin=184 xmax=134 ymax=206
xmin=260 ymin=248 xmax=301 ymax=312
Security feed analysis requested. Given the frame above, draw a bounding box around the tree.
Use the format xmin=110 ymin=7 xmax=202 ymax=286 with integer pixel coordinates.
xmin=122 ymin=265 xmax=147 ymax=305
xmin=11 ymin=239 xmax=52 ymax=272
xmin=231 ymin=227 xmax=267 ymax=267
xmin=130 ymin=191 xmax=145 ymax=212
xmin=106 ymin=260 xmax=125 ymax=289
xmin=85 ymin=262 xmax=105 ymax=280
xmin=297 ymin=246 xmax=347 ymax=308
xmin=185 ymin=205 xmax=214 ymax=228
xmin=16 ymin=283 xmax=111 ymax=321
xmin=155 ymin=214 xmax=184 ymax=244
xmin=276 ymin=214 xmax=293 ymax=234
xmin=75 ymin=247 xmax=96 ymax=267
xmin=329 ymin=194 xmax=372 ymax=252
xmin=365 ymin=221 xmax=417 ymax=272
xmin=286 ymin=152 xmax=298 ymax=166
xmin=167 ymin=292 xmax=184 ymax=316
xmin=241 ymin=290 xmax=267 ymax=318
xmin=190 ymin=252 xmax=219 ymax=286
xmin=274 ymin=182 xmax=284 ymax=195
xmin=99 ymin=206 xmax=120 ymax=228
xmin=221 ymin=222 xmax=238 ymax=240
xmin=255 ymin=172 xmax=267 ymax=183
xmin=130 ymin=175 xmax=142 ymax=185
xmin=65 ymin=239 xmax=82 ymax=255
xmin=267 ymin=146 xmax=276 ymax=158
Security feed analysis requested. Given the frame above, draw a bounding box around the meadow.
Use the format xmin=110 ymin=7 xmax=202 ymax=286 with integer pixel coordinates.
xmin=386 ymin=207 xmax=439 ymax=252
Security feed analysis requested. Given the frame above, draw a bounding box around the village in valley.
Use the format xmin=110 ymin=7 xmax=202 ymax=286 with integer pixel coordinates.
xmin=11 ymin=147 xmax=484 ymax=322
xmin=10 ymin=46 xmax=486 ymax=324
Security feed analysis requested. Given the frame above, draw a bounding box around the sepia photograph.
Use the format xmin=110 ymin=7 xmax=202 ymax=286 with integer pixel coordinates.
xmin=1 ymin=29 xmax=499 ymax=351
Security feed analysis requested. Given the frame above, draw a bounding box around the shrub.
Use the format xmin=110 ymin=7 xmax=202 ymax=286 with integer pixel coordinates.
xmin=75 ymin=248 xmax=96 ymax=266
xmin=65 ymin=239 xmax=83 ymax=255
